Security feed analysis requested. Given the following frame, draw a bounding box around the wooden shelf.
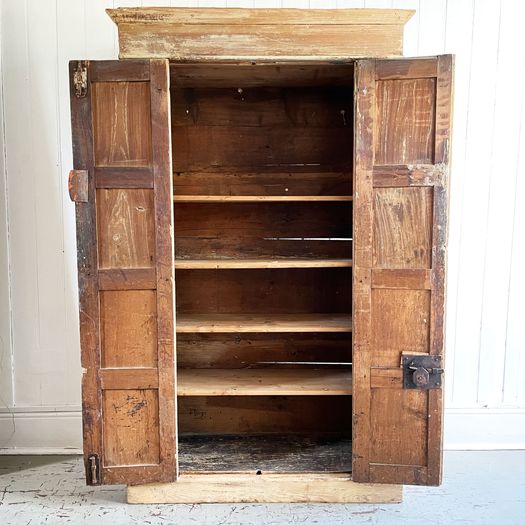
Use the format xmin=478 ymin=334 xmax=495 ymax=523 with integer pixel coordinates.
xmin=178 ymin=434 xmax=352 ymax=473
xmin=174 ymin=195 xmax=352 ymax=203
xmin=177 ymin=368 xmax=353 ymax=396
xmin=175 ymin=258 xmax=352 ymax=269
xmin=176 ymin=314 xmax=352 ymax=333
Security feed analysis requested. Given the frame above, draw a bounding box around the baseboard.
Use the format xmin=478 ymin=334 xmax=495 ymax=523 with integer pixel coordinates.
xmin=0 ymin=406 xmax=82 ymax=454
xmin=1 ymin=407 xmax=524 ymax=454
xmin=444 ymin=408 xmax=525 ymax=450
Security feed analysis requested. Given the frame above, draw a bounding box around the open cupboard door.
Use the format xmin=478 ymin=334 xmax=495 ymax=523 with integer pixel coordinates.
xmin=353 ymin=56 xmax=453 ymax=486
xmin=68 ymin=60 xmax=176 ymax=485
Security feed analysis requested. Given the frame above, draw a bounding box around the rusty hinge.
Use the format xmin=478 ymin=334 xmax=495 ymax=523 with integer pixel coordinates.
xmin=73 ymin=60 xmax=88 ymax=98
xmin=402 ymin=355 xmax=444 ymax=390
xmin=87 ymin=453 xmax=100 ymax=485
xmin=68 ymin=169 xmax=88 ymax=202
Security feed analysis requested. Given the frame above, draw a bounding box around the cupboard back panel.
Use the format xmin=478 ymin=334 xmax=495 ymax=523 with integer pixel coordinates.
xmin=171 ymin=86 xmax=353 ymax=171
xmin=173 ymin=170 xmax=352 ymax=197
xmin=175 ymin=268 xmax=352 ymax=314
xmin=174 ymin=202 xmax=352 ymax=259
xmin=175 ymin=237 xmax=351 ymax=260
xmin=178 ymin=396 xmax=352 ymax=435
xmin=176 ymin=333 xmax=352 ymax=368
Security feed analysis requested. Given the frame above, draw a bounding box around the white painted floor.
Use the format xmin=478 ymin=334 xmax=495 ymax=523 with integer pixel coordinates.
xmin=0 ymin=451 xmax=524 ymax=524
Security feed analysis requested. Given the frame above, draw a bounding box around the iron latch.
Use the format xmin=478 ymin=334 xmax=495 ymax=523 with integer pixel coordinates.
xmin=87 ymin=453 xmax=100 ymax=485
xmin=402 ymin=355 xmax=443 ymax=390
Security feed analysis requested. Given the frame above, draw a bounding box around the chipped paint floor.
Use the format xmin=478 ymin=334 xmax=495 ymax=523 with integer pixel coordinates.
xmin=0 ymin=451 xmax=524 ymax=525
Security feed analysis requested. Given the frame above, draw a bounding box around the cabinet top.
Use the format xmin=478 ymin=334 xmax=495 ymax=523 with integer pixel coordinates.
xmin=107 ymin=7 xmax=415 ymax=62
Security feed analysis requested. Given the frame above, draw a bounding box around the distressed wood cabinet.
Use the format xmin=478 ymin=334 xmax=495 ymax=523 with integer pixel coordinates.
xmin=68 ymin=7 xmax=453 ymax=503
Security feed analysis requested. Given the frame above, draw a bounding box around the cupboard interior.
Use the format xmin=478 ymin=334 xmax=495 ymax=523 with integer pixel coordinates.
xmin=172 ymin=63 xmax=354 ymax=474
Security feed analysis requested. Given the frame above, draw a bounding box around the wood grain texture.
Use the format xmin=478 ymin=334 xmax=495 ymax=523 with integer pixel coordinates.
xmin=175 ymin=258 xmax=352 ymax=269
xmin=352 ymin=59 xmax=375 ymax=483
xmin=373 ymin=187 xmax=433 ymax=269
xmin=127 ymin=473 xmax=403 ymax=504
xmin=178 ymin=396 xmax=352 ymax=435
xmin=175 ymin=268 xmax=351 ymax=314
xmin=171 ymin=86 xmax=353 ymax=128
xmin=95 ymin=167 xmax=153 ymax=189
xmin=100 ymin=290 xmax=157 ymax=368
xmin=92 ymin=81 xmax=152 ymax=167
xmin=111 ymin=10 xmax=410 ymax=61
xmin=172 ymin=126 xmax=352 ymax=170
xmin=375 ymin=78 xmax=436 ymax=164
xmin=353 ymin=56 xmax=452 ymax=487
xmin=176 ymin=333 xmax=351 ymax=369
xmin=96 ymin=189 xmax=155 ymax=269
xmin=102 ymin=389 xmax=160 ymax=466
xmin=173 ymin=170 xmax=352 ymax=198
xmin=371 ymin=289 xmax=431 ymax=368
xmin=150 ymin=59 xmax=177 ymax=482
xmin=169 ymin=63 xmax=355 ymax=88
xmin=176 ymin=314 xmax=352 ymax=333
xmin=69 ymin=60 xmax=102 ymax=486
xmin=108 ymin=8 xmax=414 ymax=26
xmin=177 ymin=369 xmax=352 ymax=396
xmin=70 ymin=60 xmax=176 ymax=486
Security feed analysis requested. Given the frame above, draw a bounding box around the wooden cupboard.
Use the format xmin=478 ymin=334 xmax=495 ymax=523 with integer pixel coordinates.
xmin=67 ymin=7 xmax=453 ymax=503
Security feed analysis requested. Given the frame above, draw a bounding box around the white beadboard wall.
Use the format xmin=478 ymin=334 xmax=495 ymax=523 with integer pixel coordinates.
xmin=0 ymin=0 xmax=524 ymax=453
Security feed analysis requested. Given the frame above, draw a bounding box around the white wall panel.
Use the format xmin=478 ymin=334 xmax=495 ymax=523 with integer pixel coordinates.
xmin=0 ymin=0 xmax=523 ymax=451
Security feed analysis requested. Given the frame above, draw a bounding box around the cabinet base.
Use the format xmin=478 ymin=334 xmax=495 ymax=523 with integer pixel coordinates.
xmin=127 ymin=472 xmax=403 ymax=504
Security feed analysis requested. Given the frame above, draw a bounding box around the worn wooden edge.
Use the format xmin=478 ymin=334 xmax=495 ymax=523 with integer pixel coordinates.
xmin=371 ymin=269 xmax=432 ymax=290
xmin=89 ymin=60 xmax=150 ymax=82
xmin=107 ymin=7 xmax=415 ymax=26
xmin=425 ymin=53 xmax=454 ymax=487
xmin=98 ymin=268 xmax=156 ymax=290
xmin=95 ymin=167 xmax=153 ymax=189
xmin=351 ymin=59 xmax=375 ymax=483
xmin=69 ymin=60 xmax=102 ymax=485
xmin=150 ymin=59 xmax=178 ymax=482
xmin=369 ymin=464 xmax=428 ymax=485
xmin=100 ymin=368 xmax=159 ymax=390
xmin=373 ymin=164 xmax=446 ymax=187
xmin=177 ymin=369 xmax=353 ymax=397
xmin=127 ymin=473 xmax=403 ymax=504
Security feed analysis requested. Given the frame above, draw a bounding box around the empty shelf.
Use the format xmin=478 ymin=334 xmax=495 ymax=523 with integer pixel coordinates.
xmin=176 ymin=314 xmax=352 ymax=333
xmin=175 ymin=258 xmax=353 ymax=269
xmin=174 ymin=195 xmax=352 ymax=202
xmin=177 ymin=368 xmax=353 ymax=396
xmin=178 ymin=434 xmax=352 ymax=473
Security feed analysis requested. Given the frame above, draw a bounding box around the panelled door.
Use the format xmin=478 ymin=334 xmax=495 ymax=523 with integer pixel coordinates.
xmin=353 ymin=56 xmax=453 ymax=485
xmin=68 ymin=60 xmax=176 ymax=485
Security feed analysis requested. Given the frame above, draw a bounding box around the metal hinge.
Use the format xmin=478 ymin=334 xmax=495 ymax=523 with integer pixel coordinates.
xmin=73 ymin=60 xmax=88 ymax=98
xmin=402 ymin=355 xmax=444 ymax=390
xmin=87 ymin=454 xmax=100 ymax=485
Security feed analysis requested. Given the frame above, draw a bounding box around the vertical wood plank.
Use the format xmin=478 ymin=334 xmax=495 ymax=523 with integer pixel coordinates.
xmin=69 ymin=59 xmax=102 ymax=482
xmin=352 ymin=59 xmax=375 ymax=482
xmin=427 ymin=54 xmax=453 ymax=485
xmin=150 ymin=59 xmax=177 ymax=480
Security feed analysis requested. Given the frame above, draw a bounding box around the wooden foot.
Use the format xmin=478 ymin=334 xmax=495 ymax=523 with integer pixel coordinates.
xmin=127 ymin=472 xmax=403 ymax=504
